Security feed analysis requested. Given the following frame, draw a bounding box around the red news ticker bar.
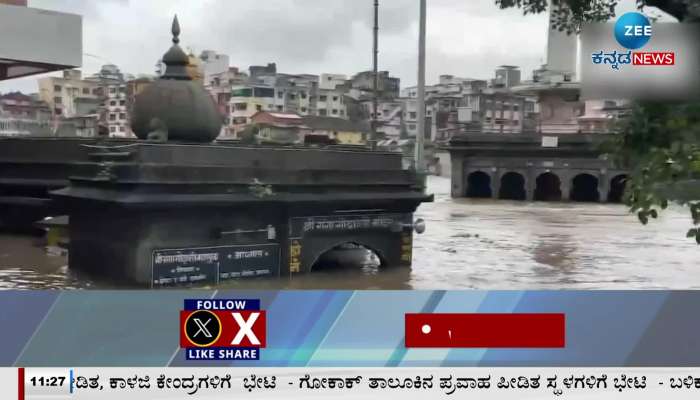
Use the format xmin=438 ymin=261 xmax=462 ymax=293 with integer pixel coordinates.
xmin=18 ymin=368 xmax=24 ymax=400
xmin=405 ymin=313 xmax=566 ymax=348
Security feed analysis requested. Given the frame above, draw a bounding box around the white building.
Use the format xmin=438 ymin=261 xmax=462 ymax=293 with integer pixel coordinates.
xmin=319 ymin=73 xmax=346 ymax=90
xmin=199 ymin=50 xmax=230 ymax=86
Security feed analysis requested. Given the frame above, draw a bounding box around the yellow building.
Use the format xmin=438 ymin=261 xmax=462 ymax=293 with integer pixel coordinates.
xmin=186 ymin=53 xmax=204 ymax=82
xmin=301 ymin=116 xmax=369 ymax=145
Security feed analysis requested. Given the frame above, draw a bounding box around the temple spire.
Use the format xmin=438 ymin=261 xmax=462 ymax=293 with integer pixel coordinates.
xmin=161 ymin=15 xmax=190 ymax=80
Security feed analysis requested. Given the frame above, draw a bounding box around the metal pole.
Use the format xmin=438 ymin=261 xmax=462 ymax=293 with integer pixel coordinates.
xmin=415 ymin=0 xmax=426 ymax=173
xmin=372 ymin=0 xmax=379 ymax=147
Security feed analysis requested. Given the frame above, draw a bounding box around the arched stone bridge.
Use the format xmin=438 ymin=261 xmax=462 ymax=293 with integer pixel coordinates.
xmin=447 ymin=133 xmax=628 ymax=203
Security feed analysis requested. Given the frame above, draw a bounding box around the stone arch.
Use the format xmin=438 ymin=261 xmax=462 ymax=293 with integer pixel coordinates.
xmin=310 ymin=241 xmax=387 ymax=272
xmin=499 ymin=171 xmax=527 ymax=200
xmin=534 ymin=172 xmax=562 ymax=201
xmin=466 ymin=170 xmax=492 ymax=198
xmin=608 ymin=174 xmax=628 ymax=203
xmin=571 ymin=173 xmax=600 ymax=202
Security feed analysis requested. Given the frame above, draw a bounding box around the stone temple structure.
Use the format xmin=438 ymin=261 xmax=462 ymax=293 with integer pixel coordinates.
xmin=48 ymin=17 xmax=431 ymax=287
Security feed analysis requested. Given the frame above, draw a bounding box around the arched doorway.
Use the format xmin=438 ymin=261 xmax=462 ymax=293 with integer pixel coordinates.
xmin=311 ymin=242 xmax=385 ymax=272
xmin=608 ymin=174 xmax=627 ymax=203
xmin=571 ymin=173 xmax=600 ymax=202
xmin=534 ymin=172 xmax=562 ymax=201
xmin=466 ymin=171 xmax=492 ymax=198
xmin=499 ymin=172 xmax=526 ymax=200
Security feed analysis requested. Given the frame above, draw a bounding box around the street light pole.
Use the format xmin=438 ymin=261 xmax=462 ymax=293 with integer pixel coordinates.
xmin=415 ymin=0 xmax=427 ymax=175
xmin=372 ymin=0 xmax=379 ymax=148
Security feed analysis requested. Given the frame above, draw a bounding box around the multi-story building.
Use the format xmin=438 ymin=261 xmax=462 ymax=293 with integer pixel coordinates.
xmin=199 ymin=50 xmax=230 ymax=85
xmin=275 ymin=73 xmax=319 ymax=116
xmin=38 ymin=69 xmax=99 ymax=118
xmin=0 ymin=91 xmax=51 ymax=136
xmin=223 ymin=66 xmax=351 ymax=138
xmin=319 ymin=73 xmax=347 ymax=90
xmin=349 ymin=70 xmax=400 ymax=99
xmin=86 ymin=64 xmax=130 ymax=137
xmin=228 ymin=84 xmax=277 ymax=134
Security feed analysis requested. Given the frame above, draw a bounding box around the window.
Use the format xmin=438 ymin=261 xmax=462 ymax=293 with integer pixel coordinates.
xmin=319 ymin=95 xmax=327 ymax=102
xmin=119 ymin=113 xmax=126 ymax=120
xmin=289 ymin=93 xmax=296 ymax=100
xmin=110 ymin=101 xmax=117 ymax=106
xmin=300 ymin=92 xmax=307 ymax=99
xmin=256 ymin=105 xmax=262 ymax=111
xmin=332 ymin=96 xmax=339 ymax=101
xmin=54 ymin=96 xmax=62 ymax=104
xmin=408 ymin=124 xmax=416 ymax=130
xmin=109 ymin=113 xmax=116 ymax=121
xmin=301 ymin=107 xmax=307 ymax=113
xmin=120 ymin=100 xmax=126 ymax=106
xmin=110 ymin=126 xmax=116 ymax=133
xmin=54 ymin=108 xmax=62 ymax=115
xmin=119 ymin=86 xmax=126 ymax=93
xmin=277 ymin=91 xmax=284 ymax=99
xmin=277 ymin=105 xmax=283 ymax=111
xmin=54 ymin=85 xmax=62 ymax=92
xmin=255 ymin=87 xmax=275 ymax=98
xmin=339 ymin=110 xmax=345 ymax=116
xmin=93 ymin=88 xmax=100 ymax=95
xmin=232 ymin=88 xmax=253 ymax=97
xmin=409 ymin=112 xmax=417 ymax=119
xmin=234 ymin=103 xmax=248 ymax=111
xmin=332 ymin=109 xmax=338 ymax=115
xmin=82 ymin=88 xmax=90 ymax=95
xmin=319 ymin=109 xmax=327 ymax=116
xmin=109 ymin=87 xmax=116 ymax=94
xmin=119 ymin=126 xmax=125 ymax=132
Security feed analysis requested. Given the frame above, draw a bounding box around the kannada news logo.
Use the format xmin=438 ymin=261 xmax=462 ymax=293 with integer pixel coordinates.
xmin=180 ymin=299 xmax=266 ymax=361
xmin=592 ymin=12 xmax=675 ymax=70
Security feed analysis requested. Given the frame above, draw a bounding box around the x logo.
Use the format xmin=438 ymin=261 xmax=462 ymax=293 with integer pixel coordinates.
xmin=231 ymin=312 xmax=261 ymax=345
xmin=184 ymin=310 xmax=221 ymax=347
xmin=192 ymin=318 xmax=212 ymax=338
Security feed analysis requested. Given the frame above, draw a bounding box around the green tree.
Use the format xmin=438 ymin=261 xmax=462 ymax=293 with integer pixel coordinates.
xmin=497 ymin=0 xmax=700 ymax=243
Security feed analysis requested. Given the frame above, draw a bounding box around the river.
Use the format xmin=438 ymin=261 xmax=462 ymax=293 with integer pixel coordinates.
xmin=0 ymin=176 xmax=697 ymax=290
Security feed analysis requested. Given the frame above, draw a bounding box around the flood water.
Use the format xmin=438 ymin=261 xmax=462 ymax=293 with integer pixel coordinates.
xmin=0 ymin=176 xmax=698 ymax=290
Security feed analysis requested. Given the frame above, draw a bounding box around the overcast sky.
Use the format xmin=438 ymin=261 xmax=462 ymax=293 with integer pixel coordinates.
xmin=1 ymin=0 xmax=659 ymax=94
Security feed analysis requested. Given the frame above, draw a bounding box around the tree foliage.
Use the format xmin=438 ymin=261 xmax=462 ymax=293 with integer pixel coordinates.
xmin=496 ymin=0 xmax=699 ymax=33
xmin=497 ymin=0 xmax=700 ymax=242
xmin=607 ymin=102 xmax=700 ymax=243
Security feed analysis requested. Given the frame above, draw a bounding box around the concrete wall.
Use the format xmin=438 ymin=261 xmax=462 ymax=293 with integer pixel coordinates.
xmin=0 ymin=5 xmax=81 ymax=69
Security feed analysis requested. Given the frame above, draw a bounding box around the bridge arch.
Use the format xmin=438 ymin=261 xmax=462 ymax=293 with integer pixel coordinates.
xmin=499 ymin=171 xmax=526 ymax=201
xmin=608 ymin=174 xmax=628 ymax=203
xmin=534 ymin=172 xmax=562 ymax=201
xmin=571 ymin=173 xmax=600 ymax=202
xmin=310 ymin=241 xmax=387 ymax=272
xmin=466 ymin=171 xmax=492 ymax=198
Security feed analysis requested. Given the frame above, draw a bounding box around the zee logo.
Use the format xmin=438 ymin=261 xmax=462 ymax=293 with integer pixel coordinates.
xmin=615 ymin=12 xmax=652 ymax=49
xmin=180 ymin=299 xmax=266 ymax=360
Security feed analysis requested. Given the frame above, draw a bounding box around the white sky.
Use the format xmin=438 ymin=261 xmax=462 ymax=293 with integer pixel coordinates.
xmin=0 ymin=0 xmax=663 ymax=94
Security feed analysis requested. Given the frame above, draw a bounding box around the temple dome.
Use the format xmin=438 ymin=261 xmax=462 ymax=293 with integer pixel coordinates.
xmin=131 ymin=15 xmax=222 ymax=142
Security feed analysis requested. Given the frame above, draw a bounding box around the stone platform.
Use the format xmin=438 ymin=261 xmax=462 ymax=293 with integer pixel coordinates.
xmin=49 ymin=142 xmax=431 ymax=286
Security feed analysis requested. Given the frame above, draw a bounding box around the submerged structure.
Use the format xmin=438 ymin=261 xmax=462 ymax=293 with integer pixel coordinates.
xmin=45 ymin=17 xmax=431 ymax=287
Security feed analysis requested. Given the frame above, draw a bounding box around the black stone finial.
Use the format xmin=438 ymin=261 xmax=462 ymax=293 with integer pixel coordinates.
xmin=172 ymin=15 xmax=180 ymax=45
xmin=161 ymin=14 xmax=190 ymax=80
